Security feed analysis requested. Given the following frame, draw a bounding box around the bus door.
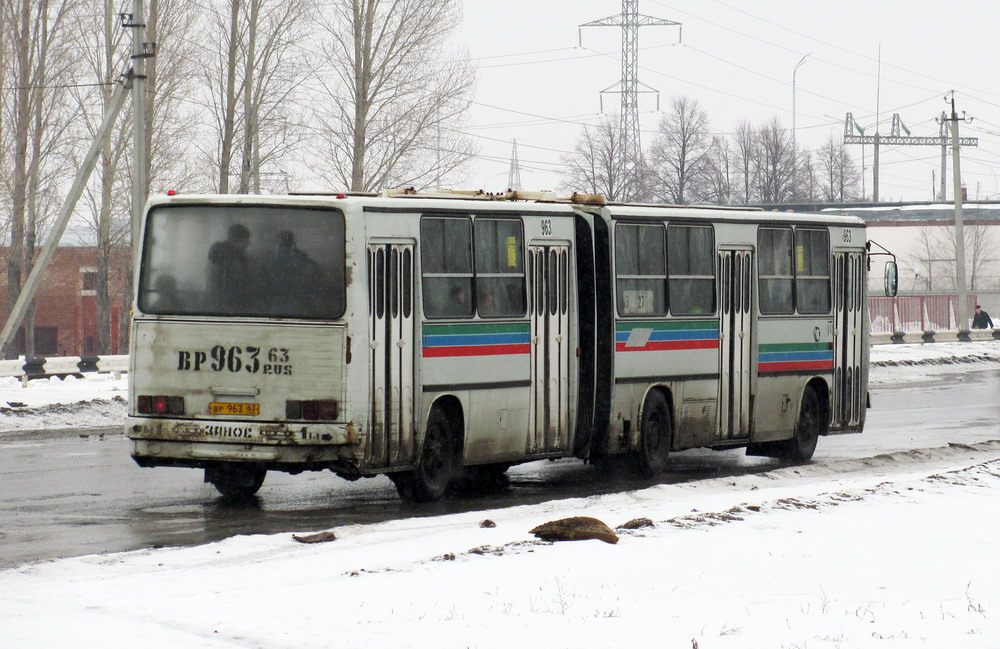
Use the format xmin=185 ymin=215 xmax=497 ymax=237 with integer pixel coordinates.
xmin=717 ymin=248 xmax=753 ymax=440
xmin=367 ymin=242 xmax=415 ymax=467
xmin=833 ymin=251 xmax=864 ymax=428
xmin=528 ymin=244 xmax=570 ymax=454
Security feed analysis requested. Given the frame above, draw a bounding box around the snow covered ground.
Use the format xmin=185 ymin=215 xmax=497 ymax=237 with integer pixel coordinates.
xmin=1 ymin=343 xmax=999 ymax=648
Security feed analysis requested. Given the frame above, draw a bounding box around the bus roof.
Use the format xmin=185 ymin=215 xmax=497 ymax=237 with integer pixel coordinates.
xmin=145 ymin=192 xmax=865 ymax=226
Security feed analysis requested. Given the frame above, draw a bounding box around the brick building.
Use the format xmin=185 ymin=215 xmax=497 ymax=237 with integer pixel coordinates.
xmin=0 ymin=247 xmax=131 ymax=356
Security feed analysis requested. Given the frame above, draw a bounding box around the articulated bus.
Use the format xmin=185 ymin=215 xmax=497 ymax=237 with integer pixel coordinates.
xmin=127 ymin=191 xmax=897 ymax=500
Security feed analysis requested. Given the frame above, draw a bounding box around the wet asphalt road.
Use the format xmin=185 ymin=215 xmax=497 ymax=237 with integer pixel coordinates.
xmin=0 ymin=367 xmax=997 ymax=567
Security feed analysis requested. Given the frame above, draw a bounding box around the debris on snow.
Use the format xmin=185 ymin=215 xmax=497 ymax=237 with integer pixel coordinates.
xmin=530 ymin=516 xmax=619 ymax=544
xmin=292 ymin=531 xmax=337 ymax=544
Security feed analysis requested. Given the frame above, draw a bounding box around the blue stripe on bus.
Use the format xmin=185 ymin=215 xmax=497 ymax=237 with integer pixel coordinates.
xmin=423 ymin=333 xmax=532 ymax=347
xmin=758 ymin=350 xmax=835 ymax=364
xmin=614 ymin=329 xmax=719 ymax=343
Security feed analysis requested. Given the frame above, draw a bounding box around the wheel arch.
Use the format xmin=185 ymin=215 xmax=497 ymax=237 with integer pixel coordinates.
xmin=639 ymin=384 xmax=675 ymax=449
xmin=803 ymin=377 xmax=830 ymax=436
xmin=425 ymin=394 xmax=466 ymax=462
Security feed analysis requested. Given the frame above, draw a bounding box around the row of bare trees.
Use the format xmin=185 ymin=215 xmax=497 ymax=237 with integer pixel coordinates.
xmin=0 ymin=0 xmax=475 ymax=355
xmin=561 ymin=95 xmax=862 ymax=206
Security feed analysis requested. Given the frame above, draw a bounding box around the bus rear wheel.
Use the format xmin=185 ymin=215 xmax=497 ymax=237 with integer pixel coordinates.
xmin=390 ymin=408 xmax=457 ymax=502
xmin=779 ymin=387 xmax=822 ymax=462
xmin=632 ymin=391 xmax=672 ymax=479
xmin=205 ymin=463 xmax=267 ymax=498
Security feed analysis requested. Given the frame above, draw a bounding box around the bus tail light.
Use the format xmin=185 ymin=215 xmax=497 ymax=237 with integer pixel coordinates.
xmin=138 ymin=395 xmax=185 ymax=416
xmin=286 ymin=399 xmax=339 ymax=421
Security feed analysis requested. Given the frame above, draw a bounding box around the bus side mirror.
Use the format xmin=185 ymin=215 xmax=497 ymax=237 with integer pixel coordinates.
xmin=884 ymin=261 xmax=898 ymax=297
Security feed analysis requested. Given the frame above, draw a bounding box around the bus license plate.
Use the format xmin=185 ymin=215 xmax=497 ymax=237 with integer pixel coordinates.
xmin=209 ymin=402 xmax=260 ymax=416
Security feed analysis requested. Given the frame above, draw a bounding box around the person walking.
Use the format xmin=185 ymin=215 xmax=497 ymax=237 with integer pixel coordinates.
xmin=972 ymin=304 xmax=994 ymax=329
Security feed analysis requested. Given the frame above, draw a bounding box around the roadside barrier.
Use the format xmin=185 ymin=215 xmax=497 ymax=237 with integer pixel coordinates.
xmin=869 ymin=329 xmax=1000 ymax=345
xmin=0 ymin=355 xmax=128 ymax=383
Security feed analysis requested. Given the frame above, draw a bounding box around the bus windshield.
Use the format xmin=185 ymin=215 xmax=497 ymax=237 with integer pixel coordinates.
xmin=138 ymin=203 xmax=346 ymax=319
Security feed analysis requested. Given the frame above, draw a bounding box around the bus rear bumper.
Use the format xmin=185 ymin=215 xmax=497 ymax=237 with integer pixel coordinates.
xmin=127 ymin=416 xmax=363 ymax=471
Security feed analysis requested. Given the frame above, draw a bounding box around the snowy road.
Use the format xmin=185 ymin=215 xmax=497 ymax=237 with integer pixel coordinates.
xmin=0 ymin=344 xmax=999 ymax=648
xmin=0 ymin=356 xmax=996 ymax=567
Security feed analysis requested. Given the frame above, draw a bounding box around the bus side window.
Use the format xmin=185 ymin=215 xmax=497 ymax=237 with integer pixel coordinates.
xmin=474 ymin=218 xmax=525 ymax=318
xmin=421 ymin=217 xmax=473 ymax=318
xmin=615 ymin=223 xmax=667 ymax=316
xmin=758 ymin=227 xmax=794 ymax=314
xmin=794 ymin=229 xmax=831 ymax=314
xmin=668 ymin=225 xmax=715 ymax=315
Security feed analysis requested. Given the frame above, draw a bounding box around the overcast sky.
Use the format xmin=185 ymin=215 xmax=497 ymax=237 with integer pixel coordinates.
xmin=457 ymin=0 xmax=1000 ymax=202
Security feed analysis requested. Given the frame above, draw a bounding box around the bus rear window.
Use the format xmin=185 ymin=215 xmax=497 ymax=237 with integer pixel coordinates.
xmin=138 ymin=204 xmax=346 ymax=319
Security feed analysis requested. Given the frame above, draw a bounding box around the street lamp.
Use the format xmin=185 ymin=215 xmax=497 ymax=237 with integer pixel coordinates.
xmin=792 ymin=53 xmax=811 ymax=151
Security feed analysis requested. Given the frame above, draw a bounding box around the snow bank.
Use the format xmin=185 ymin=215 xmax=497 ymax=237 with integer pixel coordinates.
xmin=2 ymin=441 xmax=999 ymax=648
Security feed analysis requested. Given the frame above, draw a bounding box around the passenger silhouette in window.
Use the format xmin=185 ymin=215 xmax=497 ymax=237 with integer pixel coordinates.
xmin=266 ymin=230 xmax=324 ymax=316
xmin=208 ymin=223 xmax=252 ymax=312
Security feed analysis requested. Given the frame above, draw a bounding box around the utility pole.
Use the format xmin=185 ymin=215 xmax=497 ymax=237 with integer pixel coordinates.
xmin=938 ymin=112 xmax=948 ymax=200
xmin=941 ymin=91 xmax=972 ymax=334
xmin=507 ymin=139 xmax=522 ymax=191
xmin=580 ymin=1 xmax=680 ymax=201
xmin=0 ymin=6 xmax=151 ymax=355
xmin=130 ymin=0 xmax=150 ymax=265
xmin=843 ymin=112 xmax=977 ymax=204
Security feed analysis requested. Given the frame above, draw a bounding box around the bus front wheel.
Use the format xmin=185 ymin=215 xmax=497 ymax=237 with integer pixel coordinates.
xmin=205 ymin=463 xmax=267 ymax=498
xmin=391 ymin=408 xmax=457 ymax=502
xmin=632 ymin=391 xmax=672 ymax=479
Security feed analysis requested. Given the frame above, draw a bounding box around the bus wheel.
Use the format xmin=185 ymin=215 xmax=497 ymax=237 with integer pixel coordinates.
xmin=391 ymin=408 xmax=456 ymax=502
xmin=205 ymin=463 xmax=267 ymax=498
xmin=780 ymin=387 xmax=822 ymax=462
xmin=633 ymin=391 xmax=672 ymax=478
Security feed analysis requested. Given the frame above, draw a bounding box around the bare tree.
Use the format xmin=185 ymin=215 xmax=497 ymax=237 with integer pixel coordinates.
xmin=730 ymin=119 xmax=757 ymax=205
xmin=703 ymin=136 xmax=733 ymax=205
xmin=794 ymin=148 xmax=818 ymax=202
xmin=754 ymin=117 xmax=797 ymax=204
xmin=69 ymin=0 xmax=130 ymax=355
xmin=1 ymin=0 xmax=77 ymax=356
xmin=312 ymin=0 xmax=476 ymax=192
xmin=910 ymin=223 xmax=998 ymax=291
xmin=560 ymin=116 xmax=631 ymax=201
xmin=646 ymin=96 xmax=712 ymax=204
xmin=817 ymin=135 xmax=860 ymax=202
xmin=203 ymin=0 xmax=310 ymax=194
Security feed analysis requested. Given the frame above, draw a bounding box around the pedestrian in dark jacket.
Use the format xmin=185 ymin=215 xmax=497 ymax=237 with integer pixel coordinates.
xmin=972 ymin=304 xmax=994 ymax=329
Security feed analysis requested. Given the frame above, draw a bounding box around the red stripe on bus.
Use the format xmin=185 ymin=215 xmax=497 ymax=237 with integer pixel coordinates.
xmin=615 ymin=339 xmax=719 ymax=352
xmin=422 ymin=344 xmax=531 ymax=358
xmin=758 ymin=361 xmax=835 ymax=373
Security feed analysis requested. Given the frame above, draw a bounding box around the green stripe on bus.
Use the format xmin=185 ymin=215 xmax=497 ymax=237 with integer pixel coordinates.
xmin=759 ymin=342 xmax=831 ymax=352
xmin=615 ymin=320 xmax=716 ymax=332
xmin=423 ymin=322 xmax=530 ymax=335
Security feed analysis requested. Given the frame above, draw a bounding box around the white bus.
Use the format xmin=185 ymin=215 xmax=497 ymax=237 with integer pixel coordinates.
xmin=127 ymin=191 xmax=897 ymax=499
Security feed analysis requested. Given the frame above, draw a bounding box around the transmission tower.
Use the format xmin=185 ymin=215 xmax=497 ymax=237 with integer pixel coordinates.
xmin=843 ymin=112 xmax=977 ymax=202
xmin=507 ymin=139 xmax=522 ymax=191
xmin=580 ymin=1 xmax=680 ymax=200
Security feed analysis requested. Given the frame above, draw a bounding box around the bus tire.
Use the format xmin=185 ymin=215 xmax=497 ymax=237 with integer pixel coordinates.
xmin=391 ymin=407 xmax=457 ymax=502
xmin=780 ymin=387 xmax=822 ymax=462
xmin=205 ymin=463 xmax=266 ymax=499
xmin=633 ymin=391 xmax=672 ymax=478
